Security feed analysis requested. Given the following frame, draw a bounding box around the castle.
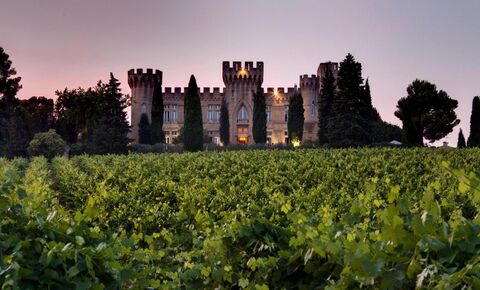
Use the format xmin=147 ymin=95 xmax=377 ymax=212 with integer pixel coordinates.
xmin=128 ymin=61 xmax=338 ymax=145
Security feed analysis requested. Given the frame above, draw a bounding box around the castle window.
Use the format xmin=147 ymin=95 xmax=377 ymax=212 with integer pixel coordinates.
xmin=267 ymin=106 xmax=272 ymax=123
xmin=311 ymin=100 xmax=316 ymax=117
xmin=141 ymin=103 xmax=147 ymax=114
xmin=237 ymin=105 xmax=248 ymax=122
xmin=284 ymin=106 xmax=289 ymax=122
xmin=164 ymin=104 xmax=177 ymax=123
xmin=208 ymin=104 xmax=221 ymax=123
xmin=267 ymin=130 xmax=272 ymax=145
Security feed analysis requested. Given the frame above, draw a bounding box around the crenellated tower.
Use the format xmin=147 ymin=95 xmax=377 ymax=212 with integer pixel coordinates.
xmin=128 ymin=68 xmax=162 ymax=142
xmin=222 ymin=61 xmax=263 ymax=144
xmin=299 ymin=74 xmax=320 ymax=141
xmin=317 ymin=62 xmax=339 ymax=86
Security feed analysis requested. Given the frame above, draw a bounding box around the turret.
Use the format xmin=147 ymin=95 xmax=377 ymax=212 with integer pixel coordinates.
xmin=128 ymin=68 xmax=162 ymax=143
xmin=317 ymin=62 xmax=339 ymax=83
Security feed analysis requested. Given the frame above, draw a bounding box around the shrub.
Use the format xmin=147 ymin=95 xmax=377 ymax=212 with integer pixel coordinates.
xmin=27 ymin=129 xmax=65 ymax=160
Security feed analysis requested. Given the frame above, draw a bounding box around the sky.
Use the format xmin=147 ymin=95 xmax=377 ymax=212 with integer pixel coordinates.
xmin=1 ymin=0 xmax=479 ymax=146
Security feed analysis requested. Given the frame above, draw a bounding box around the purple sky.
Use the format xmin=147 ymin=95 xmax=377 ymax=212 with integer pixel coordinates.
xmin=1 ymin=0 xmax=479 ymax=146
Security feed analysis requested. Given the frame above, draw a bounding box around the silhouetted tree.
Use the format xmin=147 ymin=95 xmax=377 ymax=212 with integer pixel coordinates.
xmin=395 ymin=79 xmax=459 ymax=146
xmin=183 ymin=75 xmax=203 ymax=151
xmin=138 ymin=113 xmax=151 ymax=145
xmin=83 ymin=74 xmax=129 ymax=154
xmin=252 ymin=84 xmax=267 ymax=144
xmin=219 ymin=97 xmax=230 ymax=146
xmin=318 ymin=67 xmax=335 ymax=145
xmin=0 ymin=47 xmax=21 ymax=104
xmin=457 ymin=129 xmax=466 ymax=148
xmin=288 ymin=92 xmax=305 ymax=142
xmin=467 ymin=96 xmax=480 ymax=147
xmin=20 ymin=97 xmax=54 ymax=134
xmin=150 ymin=82 xmax=165 ymax=144
xmin=326 ymin=53 xmax=371 ymax=146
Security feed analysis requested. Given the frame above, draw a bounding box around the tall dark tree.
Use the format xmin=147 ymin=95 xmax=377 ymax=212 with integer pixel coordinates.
xmin=395 ymin=79 xmax=460 ymax=146
xmin=183 ymin=75 xmax=203 ymax=151
xmin=326 ymin=53 xmax=371 ymax=146
xmin=252 ymin=84 xmax=267 ymax=144
xmin=20 ymin=97 xmax=54 ymax=134
xmin=138 ymin=113 xmax=151 ymax=145
xmin=288 ymin=92 xmax=305 ymax=142
xmin=0 ymin=47 xmax=22 ymax=104
xmin=219 ymin=97 xmax=230 ymax=146
xmin=318 ymin=67 xmax=335 ymax=144
xmin=457 ymin=129 xmax=466 ymax=148
xmin=150 ymin=82 xmax=165 ymax=144
xmin=87 ymin=73 xmax=129 ymax=154
xmin=467 ymin=96 xmax=480 ymax=147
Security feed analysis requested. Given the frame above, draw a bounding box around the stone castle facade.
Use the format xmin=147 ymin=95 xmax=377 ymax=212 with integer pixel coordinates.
xmin=128 ymin=61 xmax=338 ymax=145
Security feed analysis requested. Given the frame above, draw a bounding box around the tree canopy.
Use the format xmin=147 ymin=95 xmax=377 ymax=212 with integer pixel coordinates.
xmin=288 ymin=92 xmax=305 ymax=142
xmin=150 ymin=82 xmax=165 ymax=144
xmin=467 ymin=96 xmax=480 ymax=147
xmin=219 ymin=97 xmax=230 ymax=146
xmin=395 ymin=79 xmax=459 ymax=146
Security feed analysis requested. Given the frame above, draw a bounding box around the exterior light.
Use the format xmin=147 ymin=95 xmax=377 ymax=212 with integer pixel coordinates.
xmin=292 ymin=138 xmax=301 ymax=148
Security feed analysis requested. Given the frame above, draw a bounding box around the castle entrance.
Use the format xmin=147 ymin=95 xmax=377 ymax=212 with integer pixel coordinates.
xmin=237 ymin=126 xmax=248 ymax=144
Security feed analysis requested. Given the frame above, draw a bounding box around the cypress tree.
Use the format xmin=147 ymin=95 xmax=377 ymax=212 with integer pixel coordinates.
xmin=288 ymin=92 xmax=305 ymax=142
xmin=252 ymin=84 xmax=267 ymax=143
xmin=326 ymin=53 xmax=371 ymax=146
xmin=150 ymin=82 xmax=165 ymax=144
xmin=219 ymin=97 xmax=230 ymax=146
xmin=467 ymin=96 xmax=480 ymax=147
xmin=457 ymin=129 xmax=466 ymax=148
xmin=183 ymin=75 xmax=203 ymax=151
xmin=138 ymin=113 xmax=151 ymax=144
xmin=318 ymin=67 xmax=335 ymax=144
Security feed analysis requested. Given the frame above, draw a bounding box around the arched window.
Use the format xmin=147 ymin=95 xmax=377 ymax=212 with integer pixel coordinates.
xmin=141 ymin=103 xmax=147 ymax=114
xmin=311 ymin=100 xmax=316 ymax=117
xmin=237 ymin=105 xmax=248 ymax=122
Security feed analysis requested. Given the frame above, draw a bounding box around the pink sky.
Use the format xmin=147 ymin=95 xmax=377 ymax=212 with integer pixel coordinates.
xmin=1 ymin=0 xmax=479 ymax=146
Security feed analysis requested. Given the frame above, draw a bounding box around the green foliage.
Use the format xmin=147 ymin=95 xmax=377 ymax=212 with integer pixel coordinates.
xmin=395 ymin=79 xmax=460 ymax=146
xmin=1 ymin=149 xmax=480 ymax=288
xmin=27 ymin=129 xmax=65 ymax=160
xmin=150 ymin=82 xmax=165 ymax=144
xmin=467 ymin=96 xmax=480 ymax=147
xmin=183 ymin=75 xmax=203 ymax=152
xmin=138 ymin=113 xmax=151 ymax=145
xmin=252 ymin=84 xmax=267 ymax=144
xmin=220 ymin=98 xmax=230 ymax=146
xmin=458 ymin=129 xmax=467 ymax=148
xmin=287 ymin=92 xmax=305 ymax=141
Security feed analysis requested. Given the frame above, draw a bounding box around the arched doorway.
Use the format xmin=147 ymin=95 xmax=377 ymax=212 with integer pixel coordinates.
xmin=237 ymin=105 xmax=249 ymax=144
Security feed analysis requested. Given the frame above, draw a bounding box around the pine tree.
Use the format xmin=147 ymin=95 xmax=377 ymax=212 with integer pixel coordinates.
xmin=326 ymin=53 xmax=371 ymax=146
xmin=318 ymin=67 xmax=335 ymax=144
xmin=183 ymin=75 xmax=203 ymax=151
xmin=87 ymin=73 xmax=129 ymax=154
xmin=138 ymin=113 xmax=151 ymax=145
xmin=252 ymin=84 xmax=267 ymax=143
xmin=150 ymin=82 xmax=165 ymax=144
xmin=0 ymin=47 xmax=22 ymax=104
xmin=467 ymin=96 xmax=480 ymax=147
xmin=457 ymin=129 xmax=466 ymax=148
xmin=219 ymin=97 xmax=230 ymax=146
xmin=288 ymin=92 xmax=305 ymax=142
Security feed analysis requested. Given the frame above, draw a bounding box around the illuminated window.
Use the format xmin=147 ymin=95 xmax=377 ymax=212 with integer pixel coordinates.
xmin=208 ymin=104 xmax=221 ymax=123
xmin=284 ymin=106 xmax=288 ymax=122
xmin=237 ymin=105 xmax=248 ymax=122
xmin=141 ymin=103 xmax=147 ymax=114
xmin=267 ymin=131 xmax=272 ymax=145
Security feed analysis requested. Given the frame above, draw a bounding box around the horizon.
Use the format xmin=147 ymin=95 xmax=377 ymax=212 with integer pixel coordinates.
xmin=2 ymin=0 xmax=479 ymax=146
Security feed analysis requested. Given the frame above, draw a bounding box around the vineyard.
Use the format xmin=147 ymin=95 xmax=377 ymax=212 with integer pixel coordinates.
xmin=1 ymin=148 xmax=480 ymax=289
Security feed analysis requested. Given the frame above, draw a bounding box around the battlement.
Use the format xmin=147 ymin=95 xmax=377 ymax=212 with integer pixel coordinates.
xmin=128 ymin=68 xmax=162 ymax=88
xmin=317 ymin=62 xmax=339 ymax=79
xmin=299 ymin=74 xmax=320 ymax=90
xmin=162 ymin=87 xmax=225 ymax=100
xmin=222 ymin=61 xmax=264 ymax=85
